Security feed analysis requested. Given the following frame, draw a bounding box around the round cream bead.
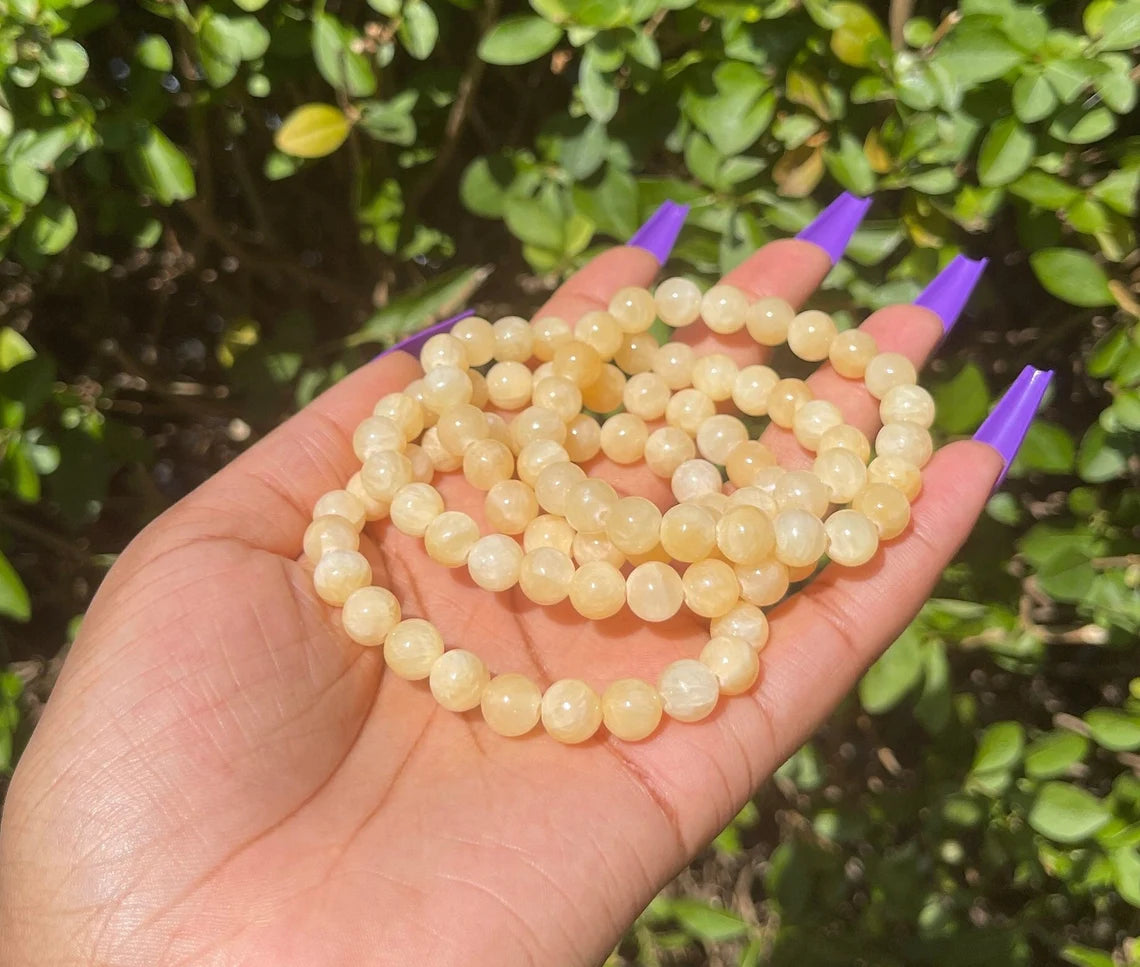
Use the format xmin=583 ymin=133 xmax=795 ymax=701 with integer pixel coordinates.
xmin=531 ymin=360 xmax=555 ymax=386
xmin=775 ymin=469 xmax=831 ymax=517
xmin=700 ymin=635 xmax=760 ymax=695
xmin=660 ymin=503 xmax=717 ymax=562
xmin=385 ymin=618 xmax=444 ymax=680
xmin=485 ymin=412 xmax=515 ymax=452
xmin=626 ymin=561 xmax=685 ymax=623
xmin=711 ymin=603 xmax=770 ymax=650
xmin=625 ymin=543 xmax=671 ymax=566
xmin=767 ymin=378 xmax=812 ymax=429
xmin=485 ymin=361 xmax=533 ymax=411
xmin=534 ymin=461 xmax=587 ymax=516
xmin=347 ymin=470 xmax=393 ymax=522
xmin=518 ymin=546 xmax=574 ymax=605
xmin=420 ymin=332 xmax=469 ymax=372
xmin=600 ymin=413 xmax=649 ymax=464
xmin=403 ymin=444 xmax=435 ymax=484
xmin=516 ymin=439 xmax=570 ymax=486
xmin=511 ymin=405 xmax=567 ymax=451
xmin=693 ymin=491 xmax=730 ymax=517
xmin=568 ymin=561 xmax=626 ymax=619
xmin=732 ymin=364 xmax=780 ymax=416
xmin=813 ymin=447 xmax=869 ymax=503
xmin=532 ymin=376 xmax=583 ymax=423
xmin=852 ymin=483 xmax=911 ymax=539
xmin=864 ymin=352 xmax=918 ymax=399
xmin=421 ymin=365 xmax=473 ymax=414
xmin=361 ymin=450 xmax=414 ymax=504
xmin=671 ymin=458 xmax=723 ymax=503
xmin=313 ymin=490 xmax=366 ymax=530
xmin=342 ymin=586 xmax=401 ymax=646
xmin=564 ymin=478 xmax=618 ymax=534
xmin=467 ymin=534 xmax=524 ymax=592
xmin=389 ymin=483 xmax=445 ymax=537
xmin=492 ymin=315 xmax=534 ymax=363
xmin=658 ymin=659 xmax=719 ymax=723
xmin=745 ymin=296 xmax=795 ymax=346
xmin=314 ymin=549 xmax=372 ymax=606
xmin=682 ymin=559 xmax=741 ymax=618
xmin=424 ymin=510 xmax=480 ymax=567
xmin=450 ymin=315 xmax=495 ymax=367
xmin=736 ymin=559 xmax=790 ymax=606
xmin=574 ymin=310 xmax=624 ymax=360
xmin=655 ymin=276 xmax=702 ymax=328
xmin=552 ymin=340 xmax=603 ymax=388
xmin=581 ymin=364 xmax=626 ymax=414
xmin=605 ymin=496 xmax=663 ymax=556
xmin=773 ymin=509 xmax=828 ymax=568
xmin=727 ymin=485 xmax=779 ymax=518
xmin=571 ymin=532 xmax=625 ymax=568
xmin=696 ymin=414 xmax=749 ymax=466
xmin=716 ymin=505 xmax=776 ymax=566
xmin=541 ymin=679 xmax=603 ymax=744
xmin=564 ymin=414 xmax=602 ymax=463
xmin=523 ymin=514 xmax=576 ymax=555
xmin=304 ymin=515 xmax=360 ymax=562
xmin=875 ymin=421 xmax=933 ymax=468
xmin=531 ymin=315 xmax=573 ymax=362
xmin=665 ymin=388 xmax=715 ymax=437
xmin=825 ymin=509 xmax=880 ymax=567
xmin=353 ymin=415 xmax=406 ymax=462
xmin=651 ymin=341 xmax=696 ymax=390
xmin=429 ymin=648 xmax=489 ymax=711
xmin=614 ymin=332 xmax=657 ymax=374
xmin=463 ymin=438 xmax=515 ymax=491
xmin=484 ymin=479 xmax=539 ymax=535
xmin=622 ymin=372 xmax=671 ymax=420
xmin=467 ymin=369 xmax=487 ymax=414
xmin=404 ymin=378 xmax=437 ymax=429
xmin=373 ymin=392 xmax=424 ymax=442
xmin=645 ymin=426 xmax=697 ymax=478
xmin=435 ymin=403 xmax=489 ymax=456
xmin=788 ymin=562 xmax=817 ymax=582
xmin=701 ymin=284 xmax=749 ymax=334
xmin=867 ymin=455 xmax=923 ymax=501
xmin=749 ymin=465 xmax=786 ymax=496
xmin=421 ymin=426 xmax=462 ymax=472
xmin=880 ymin=384 xmax=936 ymax=428
xmin=818 ymin=423 xmax=872 ymax=463
xmin=792 ymin=399 xmax=844 ymax=451
xmin=828 ymin=329 xmax=878 ymax=379
xmin=608 ymin=286 xmax=657 ymax=334
xmin=691 ymin=353 xmax=739 ymax=402
xmin=480 ymin=674 xmax=542 ymax=737
xmin=602 ymin=679 xmax=662 ymax=741
xmin=787 ymin=309 xmax=838 ymax=362
xmin=725 ymin=441 xmax=777 ymax=488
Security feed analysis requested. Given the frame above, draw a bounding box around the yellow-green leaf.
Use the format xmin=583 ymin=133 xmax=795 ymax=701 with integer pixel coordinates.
xmin=275 ymin=104 xmax=351 ymax=159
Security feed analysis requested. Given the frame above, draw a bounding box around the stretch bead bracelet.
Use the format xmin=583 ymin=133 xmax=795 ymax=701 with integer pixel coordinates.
xmin=304 ymin=278 xmax=933 ymax=744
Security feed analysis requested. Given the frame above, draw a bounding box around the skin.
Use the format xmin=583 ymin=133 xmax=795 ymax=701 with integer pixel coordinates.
xmin=0 ymin=238 xmax=1002 ymax=967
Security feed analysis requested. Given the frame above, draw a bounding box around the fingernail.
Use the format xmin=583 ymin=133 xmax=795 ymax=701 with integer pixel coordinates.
xmin=795 ymin=192 xmax=872 ymax=264
xmin=628 ymin=200 xmax=689 ymax=264
xmin=378 ymin=309 xmax=476 ymax=360
xmin=973 ymin=365 xmax=1054 ymax=489
xmin=914 ymin=255 xmax=989 ymax=334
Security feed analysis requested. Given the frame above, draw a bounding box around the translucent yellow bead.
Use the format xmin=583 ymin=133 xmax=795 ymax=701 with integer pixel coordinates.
xmin=727 ymin=485 xmax=778 ymax=518
xmin=788 ymin=562 xmax=817 ymax=582
xmin=682 ymin=559 xmax=740 ymax=618
xmin=340 ymin=479 xmax=383 ymax=529
xmin=732 ymin=364 xmax=780 ymax=416
xmin=852 ymin=482 xmax=912 ymax=539
xmin=353 ymin=415 xmax=406 ymax=462
xmin=608 ymin=286 xmax=657 ymax=334
xmin=658 ymin=659 xmax=719 ymax=723
xmin=534 ymin=461 xmax=587 ymax=516
xmin=314 ymin=549 xmax=372 ymax=606
xmin=792 ymin=399 xmax=844 ymax=452
xmin=867 ymin=455 xmax=923 ymax=501
xmin=574 ymin=310 xmax=624 ymax=360
xmin=303 ymin=515 xmax=360 ymax=563
xmin=622 ymin=372 xmax=671 ymax=420
xmin=711 ymin=603 xmax=770 ymax=650
xmin=389 ymin=482 xmax=444 ymax=537
xmin=533 ymin=361 xmax=555 ymax=384
xmin=481 ymin=673 xmax=542 ymax=737
xmin=700 ymin=635 xmax=760 ymax=695
xmin=818 ymin=423 xmax=872 ymax=463
xmin=775 ymin=469 xmax=831 ymax=517
xmin=602 ymin=679 xmax=662 ymax=741
xmin=523 ymin=513 xmax=576 ymax=555
xmin=342 ymin=586 xmax=401 ymax=646
xmin=373 ymin=392 xmax=424 ymax=442
xmin=531 ymin=376 xmax=583 ymax=423
xmin=693 ymin=492 xmax=730 ymax=518
xmin=606 ymin=496 xmax=663 ymax=556
xmin=518 ymin=546 xmax=574 ymax=605
xmin=565 ymin=414 xmax=602 ymax=463
xmin=484 ymin=479 xmax=539 ymax=535
xmin=404 ymin=378 xmax=437 ymax=429
xmin=564 ymin=478 xmax=618 ymax=534
xmin=655 ymin=276 xmax=702 ymax=328
xmin=813 ymin=447 xmax=868 ymax=503
xmin=435 ymin=403 xmax=489 ymax=456
xmin=385 ymin=618 xmax=444 ymax=681
xmin=421 ymin=365 xmax=473 ymax=414
xmin=875 ymin=421 xmax=933 ymax=468
xmin=361 ymin=450 xmax=413 ymax=504
xmin=429 ymin=648 xmax=489 ymax=711
xmin=468 ymin=368 xmax=488 ymax=413
xmin=516 ymin=439 xmax=570 ymax=486
xmin=485 ymin=361 xmax=533 ymax=411
xmin=580 ymin=364 xmax=626 ymax=413
xmin=492 ymin=315 xmax=534 ymax=363
xmin=749 ymin=465 xmax=786 ymax=496
xmin=660 ymin=503 xmax=717 ymax=562
xmin=424 ymin=510 xmax=480 ymax=567
xmin=701 ymin=284 xmax=749 ymax=334
xmin=625 ymin=543 xmax=672 ymax=566
xmin=511 ymin=405 xmax=567 ymax=450
xmin=313 ymin=489 xmax=366 ymax=530
xmin=724 ymin=441 xmax=776 ymax=488
xmin=420 ymin=332 xmax=469 ymax=372
xmin=735 ymin=559 xmax=790 ymax=607
xmin=568 ymin=560 xmax=626 ymax=619
xmin=552 ymin=340 xmax=603 ymax=388
xmin=825 ymin=509 xmax=880 ymax=567
xmin=571 ymin=532 xmax=625 ymax=568
xmin=691 ymin=353 xmax=739 ymax=402
xmin=600 ymin=412 xmax=649 ymax=464
xmin=450 ymin=316 xmax=495 ymax=367
xmin=485 ymin=412 xmax=515 ymax=453
xmin=716 ymin=505 xmax=776 ymax=566
xmin=403 ymin=444 xmax=435 ymax=484
xmin=421 ymin=426 xmax=463 ymax=472
xmin=696 ymin=414 xmax=749 ymax=465
xmin=462 ymin=438 xmax=515 ymax=491
xmin=541 ymin=679 xmax=603 ymax=744
xmin=651 ymin=341 xmax=696 ymax=390
xmin=671 ymin=458 xmax=723 ymax=503
xmin=625 ymin=561 xmax=684 ymax=622
xmin=864 ymin=352 xmax=918 ymax=399
xmin=745 ymin=296 xmax=795 ymax=346
xmin=773 ymin=508 xmax=828 ymax=568
xmin=531 ymin=316 xmax=572 ymax=362
xmin=645 ymin=427 xmax=697 ymax=478
xmin=828 ymin=329 xmax=878 ymax=379
xmin=767 ymin=378 xmax=812 ymax=428
xmin=467 ymin=534 xmax=524 ymax=592
xmin=665 ymin=388 xmax=715 ymax=437
xmin=614 ymin=332 xmax=657 ymax=374
xmin=880 ymin=384 xmax=936 ymax=429
xmin=787 ymin=309 xmax=838 ymax=362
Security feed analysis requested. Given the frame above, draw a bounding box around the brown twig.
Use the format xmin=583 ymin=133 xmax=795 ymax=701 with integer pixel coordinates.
xmin=889 ymin=0 xmax=915 ymax=49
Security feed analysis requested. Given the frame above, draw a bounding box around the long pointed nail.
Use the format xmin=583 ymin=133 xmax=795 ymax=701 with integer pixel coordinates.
xmin=915 ymin=255 xmax=989 ymax=334
xmin=795 ymin=192 xmax=872 ymax=264
xmin=974 ymin=366 xmax=1054 ymax=488
xmin=378 ymin=309 xmax=476 ymax=360
xmin=628 ymin=200 xmax=689 ymax=264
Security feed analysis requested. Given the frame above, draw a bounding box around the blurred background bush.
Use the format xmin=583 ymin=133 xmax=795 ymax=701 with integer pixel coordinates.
xmin=1 ymin=0 xmax=1138 ymax=962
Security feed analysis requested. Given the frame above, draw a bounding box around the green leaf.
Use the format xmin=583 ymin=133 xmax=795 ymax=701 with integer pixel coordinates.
xmin=0 ymin=329 xmax=34 ymax=372
xmin=578 ymin=49 xmax=618 ymax=123
xmin=230 ymin=15 xmax=271 ymax=60
xmin=40 ymin=38 xmax=89 ymax=86
xmin=1012 ymin=421 xmax=1074 ymax=475
xmin=1099 ymin=1 xmax=1140 ymax=50
xmin=1078 ymin=423 xmax=1130 ymax=482
xmin=399 ymin=0 xmax=439 ymax=60
xmin=977 ymin=117 xmax=1034 ymax=187
xmin=26 ymin=199 xmax=77 ymax=255
xmin=357 ymin=94 xmax=417 ymax=146
xmin=859 ymin=624 xmax=924 ymax=714
xmin=312 ymin=12 xmax=377 ymax=97
xmin=824 ymin=131 xmax=875 ymax=196
xmin=1029 ymin=782 xmax=1112 ymax=844
xmin=1025 ymin=731 xmax=1089 ymax=779
xmin=829 ymin=2 xmax=886 ymax=67
xmin=1011 ymin=70 xmax=1057 ymax=122
xmin=1085 ymin=708 xmax=1140 ymax=752
xmin=1111 ymin=848 xmax=1140 ymax=907
xmin=1036 ymin=545 xmax=1097 ymax=602
xmin=1010 ymin=170 xmax=1081 ymax=209
xmin=668 ymin=900 xmax=750 ymax=943
xmin=136 ymin=35 xmax=174 ymax=72
xmin=478 ymin=14 xmax=562 ymax=65
xmin=0 ymin=549 xmax=30 ymax=622
xmin=1049 ymin=105 xmax=1116 ymax=145
xmin=1062 ymin=944 xmax=1116 ymax=967
xmin=571 ymin=163 xmax=637 ymax=240
xmin=933 ymin=362 xmax=989 ymax=434
xmin=1029 ymin=248 xmax=1112 ymax=307
xmin=503 ymin=191 xmax=564 ymax=251
xmin=125 ymin=126 xmax=196 ymax=204
xmin=683 ymin=61 xmax=775 ymax=156
xmin=932 ymin=19 xmax=1024 ymax=88
xmin=1092 ymin=168 xmax=1139 ymax=216
xmin=274 ymin=104 xmax=350 ymax=159
xmin=350 ymin=266 xmax=487 ymax=346
xmin=199 ymin=11 xmax=242 ymax=87
xmin=971 ymin=721 xmax=1025 ymax=773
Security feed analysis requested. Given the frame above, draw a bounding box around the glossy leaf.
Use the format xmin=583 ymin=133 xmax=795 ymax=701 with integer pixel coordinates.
xmin=478 ymin=15 xmax=562 ymax=65
xmin=1029 ymin=249 xmax=1113 ymax=307
xmin=977 ymin=117 xmax=1034 ymax=187
xmin=1029 ymin=782 xmax=1112 ymax=844
xmin=1025 ymin=731 xmax=1089 ymax=779
xmin=0 ymin=549 xmax=30 ymax=622
xmin=399 ymin=0 xmax=439 ymax=60
xmin=1085 ymin=708 xmax=1140 ymax=752
xmin=274 ymin=104 xmax=351 ymax=159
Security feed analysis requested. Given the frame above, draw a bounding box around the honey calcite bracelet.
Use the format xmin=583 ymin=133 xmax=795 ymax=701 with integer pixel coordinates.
xmin=301 ymin=270 xmax=944 ymax=746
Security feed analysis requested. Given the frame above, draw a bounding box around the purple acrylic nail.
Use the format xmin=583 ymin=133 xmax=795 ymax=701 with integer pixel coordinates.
xmin=915 ymin=255 xmax=989 ymax=334
xmin=628 ymin=199 xmax=689 ymax=264
xmin=379 ymin=308 xmax=476 ymax=359
xmin=973 ymin=365 xmax=1054 ymax=488
xmin=796 ymin=192 xmax=872 ymax=264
